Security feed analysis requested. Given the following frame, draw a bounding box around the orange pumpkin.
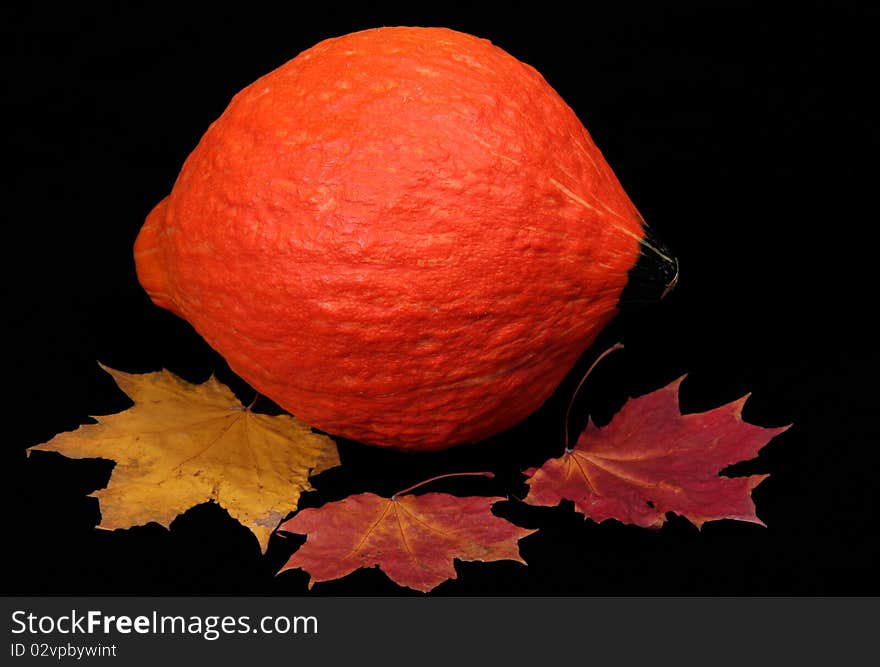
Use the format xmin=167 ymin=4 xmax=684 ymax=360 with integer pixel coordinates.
xmin=134 ymin=27 xmax=675 ymax=450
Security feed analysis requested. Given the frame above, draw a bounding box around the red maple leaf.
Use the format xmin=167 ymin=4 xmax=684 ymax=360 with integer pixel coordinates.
xmin=278 ymin=475 xmax=535 ymax=592
xmin=523 ymin=376 xmax=790 ymax=528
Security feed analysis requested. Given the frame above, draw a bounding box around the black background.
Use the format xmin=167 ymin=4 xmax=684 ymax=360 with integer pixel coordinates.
xmin=4 ymin=1 xmax=877 ymax=595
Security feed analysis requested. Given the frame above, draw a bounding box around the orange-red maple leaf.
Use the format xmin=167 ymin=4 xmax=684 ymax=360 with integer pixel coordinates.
xmin=278 ymin=490 xmax=535 ymax=592
xmin=523 ymin=376 xmax=790 ymax=528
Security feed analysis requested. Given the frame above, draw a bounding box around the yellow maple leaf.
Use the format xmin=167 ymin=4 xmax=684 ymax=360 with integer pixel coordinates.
xmin=28 ymin=364 xmax=339 ymax=552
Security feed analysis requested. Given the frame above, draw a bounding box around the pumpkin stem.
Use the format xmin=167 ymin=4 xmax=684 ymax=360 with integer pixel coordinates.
xmin=392 ymin=471 xmax=495 ymax=499
xmin=619 ymin=225 xmax=679 ymax=307
xmin=564 ymin=343 xmax=624 ymax=452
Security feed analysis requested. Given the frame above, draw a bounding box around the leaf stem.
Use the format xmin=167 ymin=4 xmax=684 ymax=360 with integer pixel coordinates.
xmin=392 ymin=471 xmax=495 ymax=499
xmin=564 ymin=343 xmax=624 ymax=452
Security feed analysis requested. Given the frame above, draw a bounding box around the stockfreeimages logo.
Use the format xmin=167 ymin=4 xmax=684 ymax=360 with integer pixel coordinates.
xmin=11 ymin=609 xmax=318 ymax=641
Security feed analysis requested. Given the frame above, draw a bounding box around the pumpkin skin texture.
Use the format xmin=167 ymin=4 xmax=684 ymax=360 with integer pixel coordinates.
xmin=135 ymin=26 xmax=652 ymax=451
